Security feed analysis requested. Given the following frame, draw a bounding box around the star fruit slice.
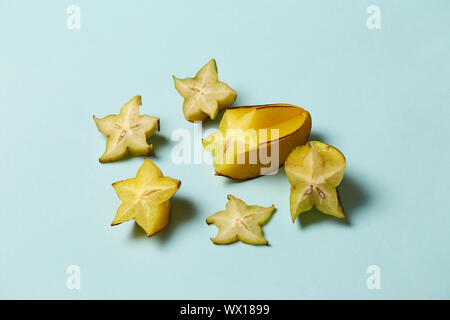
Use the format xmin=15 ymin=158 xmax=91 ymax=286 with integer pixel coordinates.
xmin=173 ymin=58 xmax=237 ymax=122
xmin=111 ymin=158 xmax=181 ymax=237
xmin=206 ymin=194 xmax=275 ymax=245
xmin=285 ymin=141 xmax=346 ymax=222
xmin=93 ymin=95 xmax=159 ymax=163
xmin=202 ymin=104 xmax=311 ymax=180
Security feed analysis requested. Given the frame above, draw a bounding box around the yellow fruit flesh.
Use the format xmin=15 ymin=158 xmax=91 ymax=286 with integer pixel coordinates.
xmin=173 ymin=59 xmax=237 ymax=122
xmin=285 ymin=141 xmax=346 ymax=221
xmin=206 ymin=194 xmax=275 ymax=245
xmin=93 ymin=95 xmax=159 ymax=163
xmin=203 ymin=104 xmax=312 ymax=180
xmin=111 ymin=159 xmax=181 ymax=236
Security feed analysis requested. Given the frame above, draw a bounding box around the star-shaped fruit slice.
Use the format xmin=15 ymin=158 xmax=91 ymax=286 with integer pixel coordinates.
xmin=173 ymin=59 xmax=237 ymax=122
xmin=111 ymin=159 xmax=181 ymax=237
xmin=285 ymin=141 xmax=346 ymax=222
xmin=206 ymin=195 xmax=275 ymax=245
xmin=93 ymin=95 xmax=159 ymax=163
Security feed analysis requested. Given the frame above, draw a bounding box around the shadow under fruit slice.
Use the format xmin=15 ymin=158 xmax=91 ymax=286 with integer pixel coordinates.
xmin=206 ymin=195 xmax=275 ymax=245
xmin=111 ymin=159 xmax=181 ymax=237
xmin=93 ymin=95 xmax=159 ymax=163
xmin=285 ymin=141 xmax=346 ymax=221
xmin=173 ymin=58 xmax=237 ymax=122
xmin=202 ymin=104 xmax=312 ymax=180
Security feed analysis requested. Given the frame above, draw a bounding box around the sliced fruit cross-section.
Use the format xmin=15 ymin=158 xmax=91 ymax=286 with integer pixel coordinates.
xmin=206 ymin=194 xmax=275 ymax=245
xmin=173 ymin=59 xmax=237 ymax=122
xmin=112 ymin=159 xmax=181 ymax=237
xmin=202 ymin=104 xmax=312 ymax=180
xmin=285 ymin=141 xmax=346 ymax=221
xmin=93 ymin=95 xmax=159 ymax=163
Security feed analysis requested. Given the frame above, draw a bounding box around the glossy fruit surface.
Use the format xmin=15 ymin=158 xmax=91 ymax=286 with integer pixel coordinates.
xmin=203 ymin=104 xmax=311 ymax=179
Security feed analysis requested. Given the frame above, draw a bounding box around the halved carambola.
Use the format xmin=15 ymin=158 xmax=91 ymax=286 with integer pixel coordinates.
xmin=111 ymin=159 xmax=181 ymax=237
xmin=93 ymin=95 xmax=159 ymax=163
xmin=202 ymin=104 xmax=311 ymax=180
xmin=206 ymin=195 xmax=275 ymax=245
xmin=173 ymin=59 xmax=237 ymax=122
xmin=285 ymin=141 xmax=346 ymax=221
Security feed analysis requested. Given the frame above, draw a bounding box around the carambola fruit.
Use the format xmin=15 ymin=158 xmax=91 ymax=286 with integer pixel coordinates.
xmin=202 ymin=104 xmax=312 ymax=180
xmin=173 ymin=59 xmax=237 ymax=122
xmin=285 ymin=141 xmax=346 ymax=221
xmin=93 ymin=95 xmax=159 ymax=163
xmin=111 ymin=159 xmax=181 ymax=237
xmin=206 ymin=195 xmax=275 ymax=245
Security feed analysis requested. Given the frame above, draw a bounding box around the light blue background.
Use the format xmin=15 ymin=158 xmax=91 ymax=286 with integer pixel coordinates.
xmin=0 ymin=0 xmax=449 ymax=299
